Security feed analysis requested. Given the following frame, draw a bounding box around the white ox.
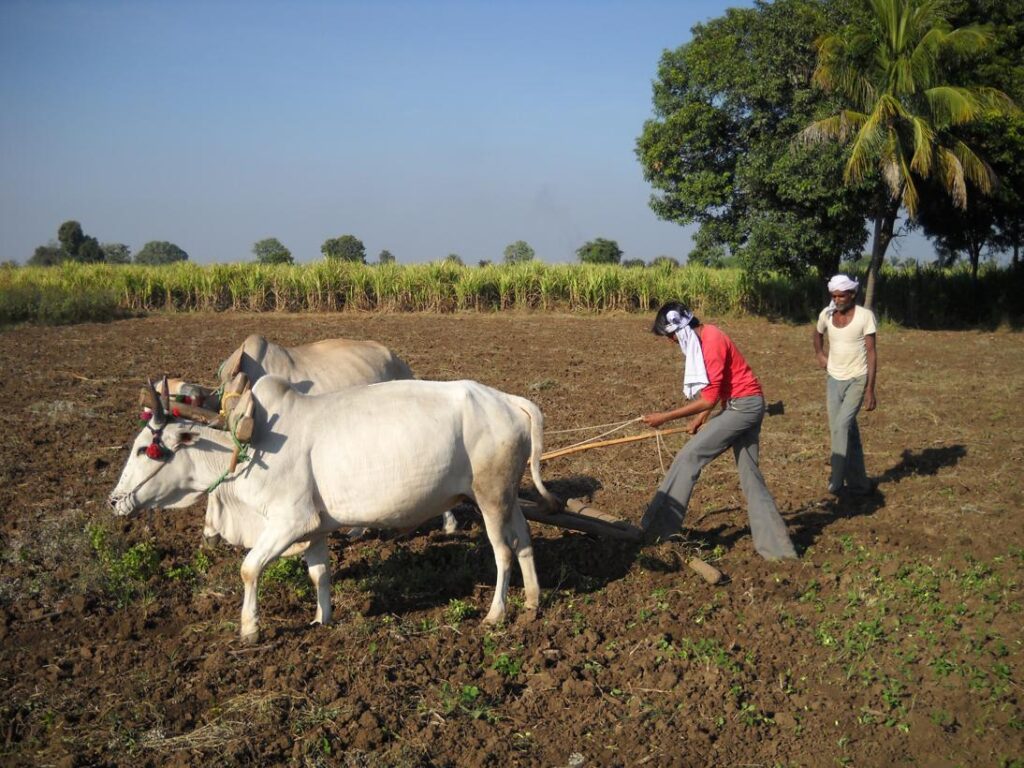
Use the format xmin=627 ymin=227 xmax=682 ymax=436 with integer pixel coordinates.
xmin=175 ymin=334 xmax=457 ymax=537
xmin=109 ymin=376 xmax=555 ymax=641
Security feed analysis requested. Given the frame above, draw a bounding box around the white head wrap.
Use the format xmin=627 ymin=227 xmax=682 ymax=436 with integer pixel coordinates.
xmin=664 ymin=309 xmax=709 ymax=400
xmin=825 ymin=274 xmax=859 ymax=316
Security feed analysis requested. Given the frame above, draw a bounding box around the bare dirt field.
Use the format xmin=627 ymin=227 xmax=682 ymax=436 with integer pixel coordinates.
xmin=1 ymin=312 xmax=1021 ymax=767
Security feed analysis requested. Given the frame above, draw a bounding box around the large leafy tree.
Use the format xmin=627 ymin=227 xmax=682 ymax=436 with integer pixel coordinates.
xmin=135 ymin=241 xmax=189 ymax=265
xmin=576 ymin=238 xmax=623 ymax=264
xmin=321 ymin=234 xmax=366 ymax=263
xmin=253 ymin=237 xmax=293 ymax=265
xmin=637 ymin=0 xmax=871 ymax=277
xmin=801 ymin=0 xmax=1016 ymax=307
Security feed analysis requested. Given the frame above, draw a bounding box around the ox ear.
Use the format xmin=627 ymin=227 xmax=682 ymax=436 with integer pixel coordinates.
xmin=227 ymin=386 xmax=255 ymax=442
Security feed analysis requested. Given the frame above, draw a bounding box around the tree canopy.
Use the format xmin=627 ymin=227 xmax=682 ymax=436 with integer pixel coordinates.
xmin=503 ymin=240 xmax=535 ymax=264
xmin=576 ymin=238 xmax=623 ymax=264
xmin=377 ymin=250 xmax=396 ymax=265
xmin=253 ymin=237 xmax=293 ymax=265
xmin=135 ymin=241 xmax=189 ymax=265
xmin=101 ymin=243 xmax=132 ymax=264
xmin=802 ymin=0 xmax=1016 ymax=306
xmin=321 ymin=235 xmax=366 ymax=263
xmin=637 ymin=0 xmax=872 ymax=277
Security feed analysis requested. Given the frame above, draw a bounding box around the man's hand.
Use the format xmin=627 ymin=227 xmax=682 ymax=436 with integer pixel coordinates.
xmin=687 ymin=410 xmax=711 ymax=434
xmin=642 ymin=412 xmax=672 ymax=430
xmin=816 ymin=351 xmax=828 ymax=369
xmin=863 ymin=389 xmax=877 ymax=411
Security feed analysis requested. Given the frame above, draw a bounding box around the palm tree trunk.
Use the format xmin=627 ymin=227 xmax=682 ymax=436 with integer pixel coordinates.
xmin=863 ymin=202 xmax=899 ymax=311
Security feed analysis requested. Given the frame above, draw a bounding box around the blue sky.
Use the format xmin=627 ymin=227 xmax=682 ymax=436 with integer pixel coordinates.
xmin=0 ymin=0 xmax=934 ymax=265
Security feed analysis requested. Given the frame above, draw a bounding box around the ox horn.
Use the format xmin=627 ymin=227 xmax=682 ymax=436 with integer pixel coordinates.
xmin=145 ymin=378 xmax=167 ymax=426
xmin=160 ymin=376 xmax=171 ymax=412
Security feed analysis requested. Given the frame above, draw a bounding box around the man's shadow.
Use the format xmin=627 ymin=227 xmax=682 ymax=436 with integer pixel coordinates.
xmin=784 ymin=444 xmax=967 ymax=551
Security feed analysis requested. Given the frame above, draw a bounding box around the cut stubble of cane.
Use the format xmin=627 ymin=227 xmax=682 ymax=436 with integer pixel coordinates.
xmin=688 ymin=557 xmax=724 ymax=585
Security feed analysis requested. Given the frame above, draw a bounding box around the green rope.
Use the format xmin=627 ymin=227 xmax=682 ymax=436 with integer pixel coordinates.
xmin=206 ymin=421 xmax=252 ymax=494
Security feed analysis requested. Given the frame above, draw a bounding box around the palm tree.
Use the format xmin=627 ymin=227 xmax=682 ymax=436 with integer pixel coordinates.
xmin=801 ymin=0 xmax=1016 ymax=309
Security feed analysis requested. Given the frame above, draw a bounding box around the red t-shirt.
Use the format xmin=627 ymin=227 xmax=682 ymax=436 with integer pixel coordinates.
xmin=697 ymin=324 xmax=762 ymax=405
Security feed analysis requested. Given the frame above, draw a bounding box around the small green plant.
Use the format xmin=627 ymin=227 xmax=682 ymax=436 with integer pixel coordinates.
xmin=261 ymin=556 xmax=310 ymax=598
xmin=87 ymin=524 xmax=161 ymax=606
xmin=492 ymin=653 xmax=523 ymax=679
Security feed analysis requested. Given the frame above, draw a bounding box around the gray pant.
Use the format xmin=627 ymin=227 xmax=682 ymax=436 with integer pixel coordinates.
xmin=827 ymin=375 xmax=870 ymax=493
xmin=640 ymin=395 xmax=797 ymax=560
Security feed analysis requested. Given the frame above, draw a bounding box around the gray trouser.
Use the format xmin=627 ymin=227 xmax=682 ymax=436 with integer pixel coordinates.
xmin=640 ymin=395 xmax=797 ymax=560
xmin=827 ymin=375 xmax=870 ymax=493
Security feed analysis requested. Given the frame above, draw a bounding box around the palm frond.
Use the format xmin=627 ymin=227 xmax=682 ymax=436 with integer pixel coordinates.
xmin=908 ymin=117 xmax=936 ymax=176
xmin=950 ymin=139 xmax=996 ymax=194
xmin=925 ymin=86 xmax=984 ymax=128
xmin=798 ymin=111 xmax=867 ymax=145
xmin=935 ymin=147 xmax=968 ymax=209
xmin=896 ymin=153 xmax=920 ymax=216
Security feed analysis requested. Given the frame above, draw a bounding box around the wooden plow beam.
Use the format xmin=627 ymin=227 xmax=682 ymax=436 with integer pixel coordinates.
xmin=519 ymin=497 xmax=642 ymax=542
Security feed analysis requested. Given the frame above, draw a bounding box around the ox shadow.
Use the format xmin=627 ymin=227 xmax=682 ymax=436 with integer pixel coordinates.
xmin=336 ymin=498 xmax=640 ymax=617
xmin=781 ymin=443 xmax=967 ymax=552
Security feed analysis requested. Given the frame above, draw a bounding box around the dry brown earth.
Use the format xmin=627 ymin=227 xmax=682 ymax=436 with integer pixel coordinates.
xmin=0 ymin=312 xmax=1021 ymax=766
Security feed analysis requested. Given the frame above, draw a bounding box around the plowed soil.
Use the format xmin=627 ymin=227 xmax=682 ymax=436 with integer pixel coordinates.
xmin=1 ymin=312 xmax=1021 ymax=767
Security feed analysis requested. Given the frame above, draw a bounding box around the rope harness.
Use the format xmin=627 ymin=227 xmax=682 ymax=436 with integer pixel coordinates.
xmin=546 ymin=417 xmax=675 ymax=473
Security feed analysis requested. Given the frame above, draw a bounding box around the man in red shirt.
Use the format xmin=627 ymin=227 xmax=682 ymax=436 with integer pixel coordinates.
xmin=640 ymin=302 xmax=797 ymax=560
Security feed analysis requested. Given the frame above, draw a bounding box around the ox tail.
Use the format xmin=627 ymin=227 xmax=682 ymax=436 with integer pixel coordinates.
xmin=511 ymin=395 xmax=561 ymax=513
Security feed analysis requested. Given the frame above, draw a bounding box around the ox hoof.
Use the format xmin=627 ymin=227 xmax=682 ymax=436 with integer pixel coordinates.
xmin=442 ymin=511 xmax=458 ymax=535
xmin=202 ymin=533 xmax=221 ymax=549
xmin=240 ymin=627 xmax=260 ymax=645
xmin=481 ymin=611 xmax=505 ymax=627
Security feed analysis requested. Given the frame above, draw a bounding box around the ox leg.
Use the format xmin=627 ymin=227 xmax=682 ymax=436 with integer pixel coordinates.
xmin=303 ymin=535 xmax=333 ymax=627
xmin=239 ymin=527 xmax=303 ymax=643
xmin=441 ymin=509 xmax=458 ymax=535
xmin=479 ymin=501 xmax=516 ymax=625
xmin=511 ymin=504 xmax=540 ymax=612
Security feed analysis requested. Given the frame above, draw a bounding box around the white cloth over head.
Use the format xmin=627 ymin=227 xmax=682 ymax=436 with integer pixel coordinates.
xmin=664 ymin=309 xmax=709 ymax=400
xmin=825 ymin=274 xmax=859 ymax=316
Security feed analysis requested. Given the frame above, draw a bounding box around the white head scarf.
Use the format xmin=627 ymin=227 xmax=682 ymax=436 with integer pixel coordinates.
xmin=664 ymin=309 xmax=709 ymax=399
xmin=825 ymin=274 xmax=859 ymax=316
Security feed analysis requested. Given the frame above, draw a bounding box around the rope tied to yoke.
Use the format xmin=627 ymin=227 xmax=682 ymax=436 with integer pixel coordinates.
xmin=206 ymin=415 xmax=252 ymax=493
xmin=547 ymin=417 xmax=643 ymax=454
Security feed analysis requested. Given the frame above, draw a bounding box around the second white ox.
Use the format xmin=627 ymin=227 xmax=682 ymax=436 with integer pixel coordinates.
xmin=178 ymin=334 xmax=457 ymax=537
xmin=110 ymin=375 xmax=556 ymax=641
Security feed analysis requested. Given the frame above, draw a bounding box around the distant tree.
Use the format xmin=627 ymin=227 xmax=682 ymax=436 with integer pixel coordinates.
xmin=321 ymin=234 xmax=366 ymax=263
xmin=503 ymin=240 xmax=535 ymax=264
xmin=377 ymin=249 xmax=396 ymax=265
xmin=77 ymin=236 xmax=104 ymax=263
xmin=0 ymin=260 xmax=18 ymax=269
xmin=576 ymin=238 xmax=622 ymax=265
xmin=101 ymin=243 xmax=132 ymax=264
xmin=57 ymin=220 xmax=85 ymax=257
xmin=253 ymin=237 xmax=293 ymax=265
xmin=29 ymin=242 xmax=64 ymax=266
xmin=649 ymin=256 xmax=680 ymax=269
xmin=444 ymin=253 xmax=464 ymax=266
xmin=135 ymin=241 xmax=189 ymax=265
xmin=621 ymin=258 xmax=646 ymax=269
xmin=477 ymin=259 xmax=492 ymax=267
